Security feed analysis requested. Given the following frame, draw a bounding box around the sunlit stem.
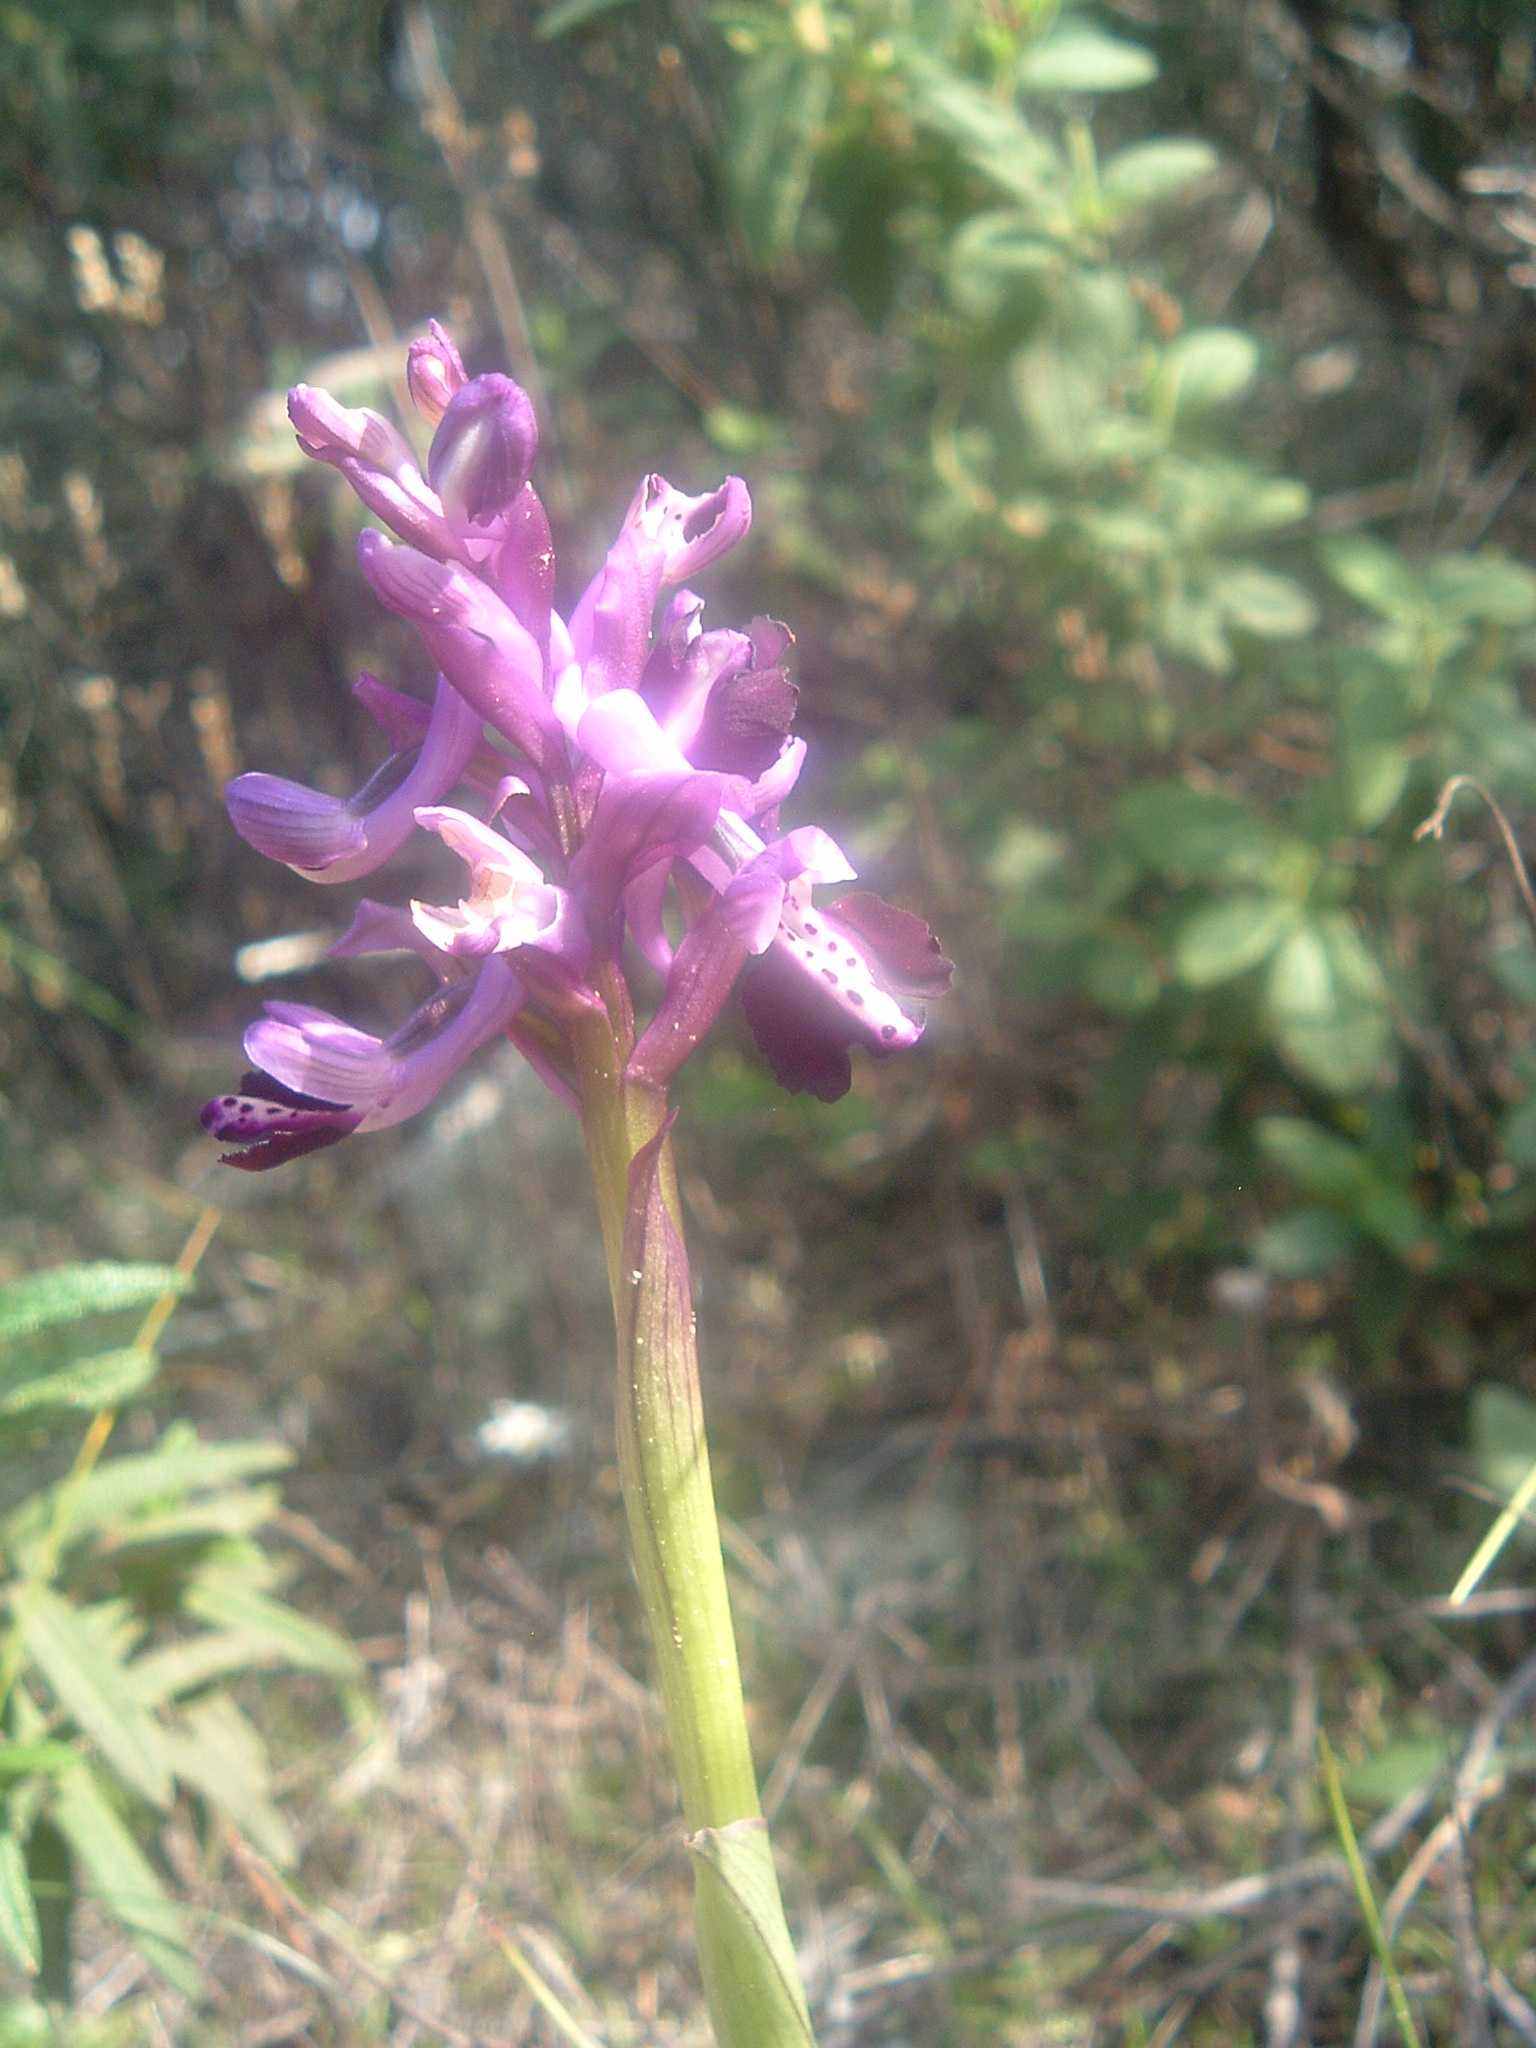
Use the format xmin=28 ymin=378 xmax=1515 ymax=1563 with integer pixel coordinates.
xmin=570 ymin=968 xmax=815 ymax=2048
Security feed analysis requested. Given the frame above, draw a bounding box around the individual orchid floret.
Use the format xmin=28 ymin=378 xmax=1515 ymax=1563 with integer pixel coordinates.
xmin=405 ymin=319 xmax=466 ymax=422
xmin=203 ymin=957 xmax=525 ymax=1170
xmin=412 ymin=805 xmax=589 ymax=984
xmin=568 ymin=474 xmax=752 ymax=703
xmin=224 ymin=678 xmax=483 ymax=883
xmin=743 ymin=883 xmax=954 ymax=1102
xmin=288 ymin=384 xmax=466 ymax=564
xmin=357 ymin=531 xmax=565 ymax=780
xmin=427 ymin=374 xmax=539 ymax=529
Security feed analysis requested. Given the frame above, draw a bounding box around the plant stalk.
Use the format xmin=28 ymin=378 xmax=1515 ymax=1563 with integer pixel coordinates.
xmin=572 ymin=984 xmax=815 ymax=2048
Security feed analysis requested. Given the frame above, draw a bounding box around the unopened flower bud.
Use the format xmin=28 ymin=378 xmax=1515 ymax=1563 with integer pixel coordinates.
xmin=428 ymin=374 xmax=538 ymax=526
xmin=405 ymin=320 xmax=466 ymax=423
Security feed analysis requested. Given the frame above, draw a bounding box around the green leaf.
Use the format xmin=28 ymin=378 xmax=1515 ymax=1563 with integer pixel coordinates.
xmin=50 ymin=1765 xmax=200 ymax=1996
xmin=1099 ymin=137 xmax=1218 ymax=212
xmin=18 ymin=1592 xmax=170 ymax=1809
xmin=1321 ymin=534 xmax=1424 ymax=620
xmin=1255 ymin=1116 xmax=1368 ymax=1201
xmin=1424 ymin=552 xmax=1536 ymax=625
xmin=1501 ymin=1090 xmax=1536 ymax=1170
xmin=7 ymin=1434 xmax=292 ymax=1552
xmin=1214 ymin=564 xmax=1318 ymax=638
xmin=1116 ymin=783 xmax=1280 ymax=884
xmin=1018 ymin=25 xmax=1156 ymax=93
xmin=181 ymin=1579 xmax=363 ymax=1679
xmin=725 ymin=51 xmax=831 ymax=263
xmin=1011 ymin=344 xmax=1104 ymax=468
xmin=1174 ymin=894 xmax=1295 ymax=985
xmin=1254 ymin=1207 xmax=1360 ymax=1278
xmin=0 ymin=1346 xmax=158 ymax=1419
xmin=0 ymin=1830 xmax=40 ymax=1976
xmin=0 ymin=1743 xmax=78 ymax=1783
xmin=1265 ymin=917 xmax=1394 ymax=1094
xmin=536 ymin=0 xmax=632 ymax=36
xmin=906 ymin=59 xmax=1054 ymax=202
xmin=689 ymin=1819 xmax=816 ymax=2047
xmin=173 ymin=1695 xmax=296 ymax=1867
xmin=947 ymin=211 xmax=1058 ymax=316
xmin=1470 ymin=1384 xmax=1536 ymax=1503
xmin=1082 ymin=934 xmax=1160 ymax=1013
xmin=0 ymin=1265 xmax=184 ymax=1347
xmin=1345 ymin=1737 xmax=1446 ymax=1809
xmin=1161 ymin=327 xmax=1259 ymax=414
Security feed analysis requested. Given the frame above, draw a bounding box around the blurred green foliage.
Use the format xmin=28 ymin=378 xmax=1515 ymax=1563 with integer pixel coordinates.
xmin=0 ymin=1260 xmax=356 ymax=2008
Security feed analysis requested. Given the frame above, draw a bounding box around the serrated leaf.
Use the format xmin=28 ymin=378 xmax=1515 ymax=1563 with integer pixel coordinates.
xmin=1254 ymin=1207 xmax=1360 ymax=1277
xmin=1175 ymin=894 xmax=1295 ymax=985
xmin=51 ymin=1765 xmax=200 ymax=1995
xmin=130 ymin=1632 xmax=282 ymax=1710
xmin=1162 ymin=327 xmax=1259 ymax=414
xmin=173 ymin=1695 xmax=295 ymax=1867
xmin=1099 ymin=138 xmax=1217 ymax=212
xmin=7 ymin=1435 xmax=291 ymax=1552
xmin=18 ymin=1592 xmax=170 ymax=1808
xmin=1266 ymin=917 xmax=1394 ymax=1094
xmin=95 ymin=1484 xmax=283 ymax=1556
xmin=0 ymin=1830 xmax=40 ymax=1976
xmin=0 ymin=1347 xmax=158 ymax=1419
xmin=688 ymin=1819 xmax=815 ymax=2046
xmin=1214 ymin=564 xmax=1318 ymax=638
xmin=1018 ymin=25 xmax=1156 ymax=93
xmin=181 ymin=1580 xmax=363 ymax=1679
xmin=0 ymin=1265 xmax=184 ymax=1347
xmin=725 ymin=51 xmax=831 ymax=263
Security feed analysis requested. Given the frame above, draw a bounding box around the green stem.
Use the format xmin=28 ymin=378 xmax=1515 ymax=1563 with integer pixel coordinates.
xmin=571 ymin=976 xmax=815 ymax=2048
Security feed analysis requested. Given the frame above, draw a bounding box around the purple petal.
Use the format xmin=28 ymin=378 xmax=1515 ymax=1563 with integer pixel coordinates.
xmin=578 ymin=690 xmax=692 ymax=778
xmin=200 ymin=1071 xmax=362 ymax=1172
xmin=224 ymin=774 xmax=367 ymax=874
xmin=357 ymin=532 xmax=565 ymax=777
xmin=740 ymin=889 xmax=951 ymax=1100
xmin=353 ymin=672 xmax=430 ymax=751
xmin=691 ymin=662 xmax=800 ymax=779
xmin=329 ymin=898 xmax=453 ymax=975
xmin=427 ymin=374 xmax=538 ymax=526
xmin=224 ymin=678 xmax=482 ymax=883
xmin=289 ymin=386 xmax=466 ymax=563
xmin=628 ymin=870 xmax=786 ymax=1093
xmin=487 ymin=484 xmax=556 ymax=650
xmin=569 ymin=474 xmax=752 ymax=700
xmin=570 ymin=770 xmax=728 ymax=948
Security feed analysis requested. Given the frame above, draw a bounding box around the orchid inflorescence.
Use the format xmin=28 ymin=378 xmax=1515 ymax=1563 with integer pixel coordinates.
xmin=202 ymin=323 xmax=950 ymax=1170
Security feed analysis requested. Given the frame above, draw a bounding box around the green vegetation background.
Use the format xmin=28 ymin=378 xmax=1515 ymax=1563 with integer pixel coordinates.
xmin=4 ymin=0 xmax=1536 ymax=2040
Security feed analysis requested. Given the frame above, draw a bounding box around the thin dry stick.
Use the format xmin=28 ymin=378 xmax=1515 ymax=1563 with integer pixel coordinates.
xmin=1416 ymin=774 xmax=1536 ymax=940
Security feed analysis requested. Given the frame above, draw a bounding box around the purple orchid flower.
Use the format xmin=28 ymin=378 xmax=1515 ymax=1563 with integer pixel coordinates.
xmin=203 ymin=324 xmax=949 ymax=1168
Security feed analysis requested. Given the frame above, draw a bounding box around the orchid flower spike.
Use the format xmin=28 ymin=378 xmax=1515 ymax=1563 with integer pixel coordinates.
xmin=203 ymin=323 xmax=950 ymax=1168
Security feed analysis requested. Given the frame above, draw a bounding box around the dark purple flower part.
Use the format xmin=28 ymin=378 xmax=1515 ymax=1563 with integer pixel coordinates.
xmin=203 ymin=322 xmax=948 ymax=1166
xmin=427 ymin=375 xmax=539 ymax=528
